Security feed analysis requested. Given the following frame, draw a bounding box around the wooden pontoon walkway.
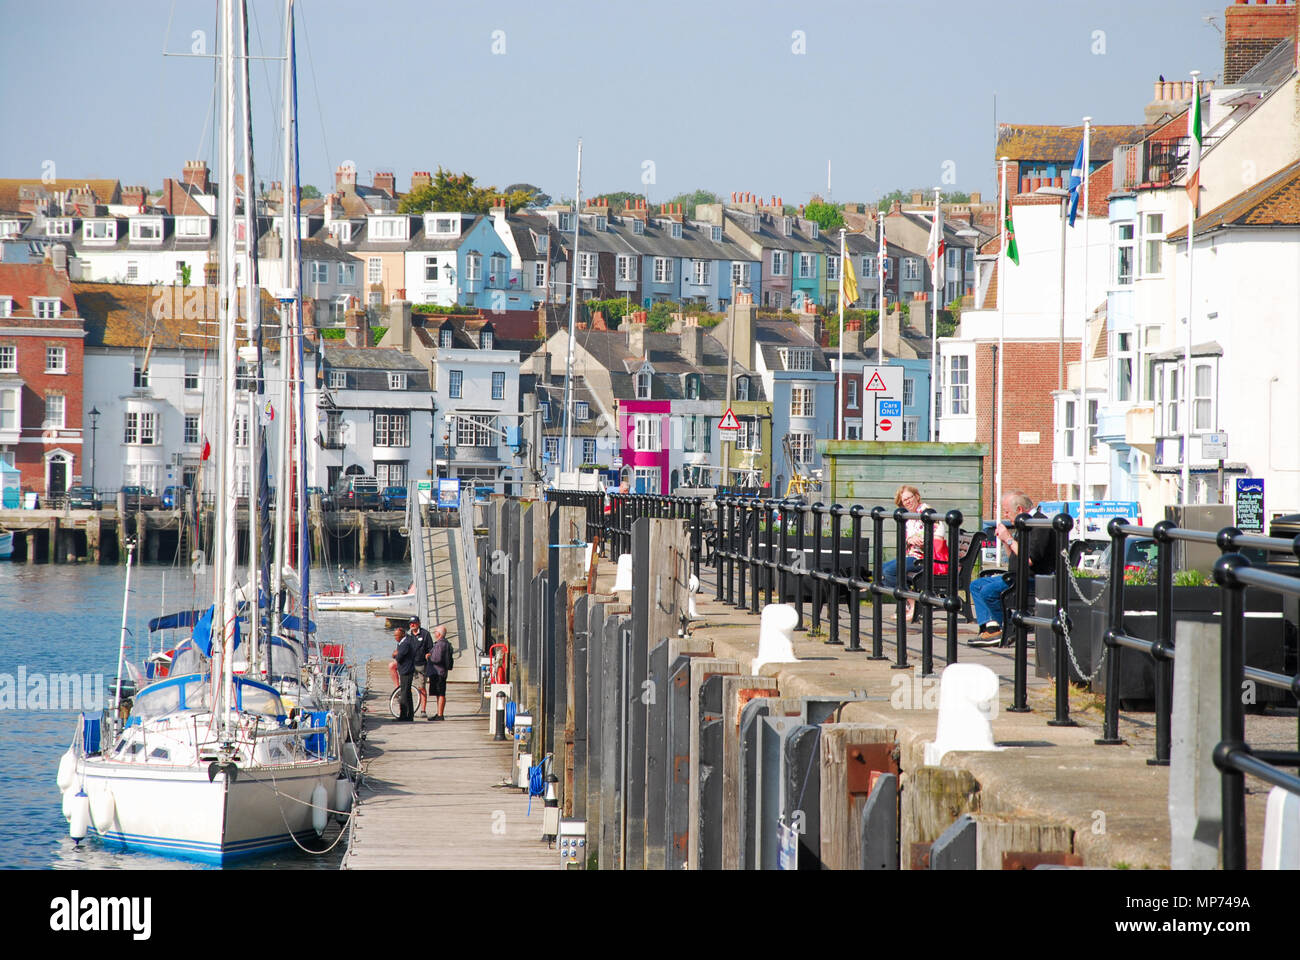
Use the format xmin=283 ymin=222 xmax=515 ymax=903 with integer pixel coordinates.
xmin=343 ymin=662 xmax=558 ymax=870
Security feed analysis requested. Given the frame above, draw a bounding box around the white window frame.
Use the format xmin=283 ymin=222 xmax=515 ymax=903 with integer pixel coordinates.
xmin=634 ymin=415 xmax=660 ymax=452
xmin=617 ymin=255 xmax=637 ymax=282
xmin=368 ymin=257 xmax=383 ymax=284
xmin=731 ymin=262 xmax=750 ymax=287
xmin=327 ymin=370 xmax=347 ymax=390
xmin=693 ymin=260 xmax=710 ymax=286
xmin=826 ymin=256 xmax=840 ymax=281
xmin=771 ymin=250 xmax=788 ymax=277
xmin=130 ymin=218 xmax=163 ymax=243
xmin=480 ymin=329 xmax=494 ymax=350
xmin=1141 ymin=212 xmax=1165 ymax=277
xmin=83 ymin=220 xmax=116 ymax=243
xmin=369 ymin=217 xmax=408 ymax=241
xmin=424 ymin=257 xmax=439 ymax=282
xmin=653 ymin=257 xmax=673 ymax=284
xmin=44 ymin=393 xmax=64 ymax=428
xmin=789 ymin=431 xmax=813 ymax=464
xmin=0 ymin=345 xmax=14 ymax=372
xmin=338 ymin=262 xmax=356 ymax=286
xmin=491 ymin=371 xmax=505 ymax=400
xmin=46 ymin=344 xmax=66 ymax=372
xmin=575 ymin=401 xmax=588 ymax=421
xmin=790 ymin=386 xmax=815 ymax=418
xmin=582 ymin=437 xmax=596 ymax=464
xmin=1193 ymin=360 xmax=1216 ymax=432
xmin=544 ymin=437 xmax=559 ymax=462
xmin=456 ymin=415 xmax=497 ymax=447
xmin=1115 ymin=222 xmax=1135 ymax=286
xmin=175 ymin=217 xmax=210 ymax=239
xmin=448 ymin=369 xmax=463 ymax=399
xmin=440 ymin=328 xmax=453 ymax=349
xmin=903 ymin=258 xmax=921 ymax=281
xmin=735 ymin=376 xmax=750 ymax=401
xmin=903 ymin=377 xmax=915 ymax=407
xmin=946 ymin=354 xmax=969 ymax=416
xmin=184 ymin=414 xmax=200 ymax=445
xmin=534 ymin=262 xmax=546 ymax=288
xmin=578 ymin=253 xmax=596 ymax=280
xmin=847 ymin=378 xmax=859 ymax=409
xmin=388 ymin=372 xmax=408 ymax=391
xmin=46 ymin=219 xmax=72 ymax=238
xmin=636 ymin=370 xmax=652 ymax=399
xmin=797 ymin=253 xmax=815 ymax=279
xmin=902 ymin=417 xmax=920 ymax=441
xmin=309 ymin=261 xmax=329 ymax=284
xmin=374 ymin=412 xmax=411 ymax=448
xmin=35 ymin=298 xmax=61 ymax=320
xmin=466 ymin=254 xmax=482 ymax=283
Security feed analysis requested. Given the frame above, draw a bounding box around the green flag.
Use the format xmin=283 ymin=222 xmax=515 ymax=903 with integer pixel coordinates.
xmin=1004 ymin=195 xmax=1020 ymax=266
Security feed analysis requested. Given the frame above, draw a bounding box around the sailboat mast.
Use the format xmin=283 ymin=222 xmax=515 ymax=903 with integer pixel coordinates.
xmin=561 ymin=138 xmax=582 ymax=475
xmin=238 ymin=0 xmax=262 ymax=673
xmin=272 ymin=0 xmax=297 ymax=634
xmin=289 ymin=17 xmax=310 ymax=624
xmin=217 ymin=0 xmax=239 ymax=732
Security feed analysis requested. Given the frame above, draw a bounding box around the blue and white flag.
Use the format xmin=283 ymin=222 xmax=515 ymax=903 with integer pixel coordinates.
xmin=1066 ymin=138 xmax=1085 ymax=227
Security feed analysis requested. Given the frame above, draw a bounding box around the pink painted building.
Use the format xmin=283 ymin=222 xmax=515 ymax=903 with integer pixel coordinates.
xmin=618 ymin=399 xmax=671 ymax=493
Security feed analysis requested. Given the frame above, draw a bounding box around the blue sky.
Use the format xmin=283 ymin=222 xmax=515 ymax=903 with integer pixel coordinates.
xmin=0 ymin=0 xmax=1225 ymax=205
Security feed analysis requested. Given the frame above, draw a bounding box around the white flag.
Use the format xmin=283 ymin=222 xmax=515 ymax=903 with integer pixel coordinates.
xmin=926 ymin=200 xmax=945 ymax=288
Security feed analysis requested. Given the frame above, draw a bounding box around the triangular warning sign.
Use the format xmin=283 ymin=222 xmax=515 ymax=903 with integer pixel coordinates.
xmin=865 ymin=371 xmax=889 ymax=391
xmin=718 ymin=407 xmax=741 ymax=430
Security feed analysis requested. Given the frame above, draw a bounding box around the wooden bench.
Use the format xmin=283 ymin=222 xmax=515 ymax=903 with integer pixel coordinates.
xmin=907 ymin=529 xmax=986 ymax=623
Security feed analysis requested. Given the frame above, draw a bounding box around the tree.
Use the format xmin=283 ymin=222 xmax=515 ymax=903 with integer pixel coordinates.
xmin=398 ymin=168 xmax=533 ymax=215
xmin=593 ymin=191 xmax=645 ymax=214
xmin=803 ymin=200 xmax=845 ymax=232
xmin=504 ymin=183 xmax=551 ymax=207
xmin=299 ymin=184 xmax=322 ymax=200
xmin=941 ymin=191 xmax=971 ymax=204
xmin=666 ymin=189 xmax=720 ymax=219
xmin=646 ymin=301 xmax=678 ymax=332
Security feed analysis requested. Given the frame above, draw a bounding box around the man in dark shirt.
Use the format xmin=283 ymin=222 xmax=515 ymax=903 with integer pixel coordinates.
xmin=407 ymin=616 xmax=434 ymax=718
xmin=970 ymin=491 xmax=1055 ymax=646
xmin=392 ymin=626 xmax=418 ymax=721
xmin=425 ymin=625 xmax=452 ymax=721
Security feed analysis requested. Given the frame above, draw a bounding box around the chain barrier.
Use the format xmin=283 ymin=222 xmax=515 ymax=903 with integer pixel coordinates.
xmin=1059 ymin=547 xmax=1109 ymax=606
xmin=1056 ymin=607 xmax=1107 ymax=684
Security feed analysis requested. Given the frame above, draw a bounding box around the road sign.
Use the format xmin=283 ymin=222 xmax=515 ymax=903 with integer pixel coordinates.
xmin=861 ymin=364 xmax=903 ymax=397
xmin=718 ymin=408 xmax=741 ymax=430
xmin=879 ymin=418 xmax=895 ymax=433
xmin=1202 ymin=432 xmax=1228 ymax=460
xmin=1235 ymin=478 xmax=1264 ymax=532
xmin=612 ymin=455 xmax=623 ymax=469
xmin=878 ymin=399 xmax=902 ymax=417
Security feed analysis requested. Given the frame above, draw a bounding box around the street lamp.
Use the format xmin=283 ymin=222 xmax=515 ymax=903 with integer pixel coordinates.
xmin=88 ymin=405 xmax=101 ymax=492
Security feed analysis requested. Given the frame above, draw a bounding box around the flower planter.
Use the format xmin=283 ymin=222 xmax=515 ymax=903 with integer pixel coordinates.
xmin=1035 ymin=576 xmax=1295 ymax=707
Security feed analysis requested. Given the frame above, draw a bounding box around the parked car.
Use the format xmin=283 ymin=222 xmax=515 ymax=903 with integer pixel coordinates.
xmin=161 ymin=485 xmax=189 ymax=510
xmin=120 ymin=486 xmax=161 ymax=510
xmin=1096 ymin=537 xmax=1158 ymax=577
xmin=332 ymin=475 xmax=380 ymax=510
xmin=381 ymin=486 xmax=408 ymax=511
xmin=64 ymin=485 xmax=102 ymax=510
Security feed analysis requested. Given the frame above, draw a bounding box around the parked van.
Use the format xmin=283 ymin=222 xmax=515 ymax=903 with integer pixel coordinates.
xmin=332 ymin=475 xmax=380 ymax=509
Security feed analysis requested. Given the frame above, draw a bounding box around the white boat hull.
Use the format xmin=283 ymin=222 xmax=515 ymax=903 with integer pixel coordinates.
xmin=79 ymin=757 xmax=339 ymax=864
xmin=314 ymin=590 xmax=414 ymax=613
xmin=0 ymin=530 xmax=12 ymax=560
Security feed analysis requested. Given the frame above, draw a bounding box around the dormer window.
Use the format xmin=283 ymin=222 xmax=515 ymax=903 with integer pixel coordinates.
xmin=45 ymin=219 xmax=72 ymax=238
xmin=369 ymin=216 xmax=408 ymax=241
xmin=632 ymin=220 xmax=645 ymax=235
xmin=0 ymin=220 xmax=19 ymax=238
xmin=782 ymin=217 xmax=792 ymax=237
xmin=575 ymin=401 xmax=589 ymax=421
xmin=710 ymin=226 xmax=722 ymax=242
xmin=427 ymin=214 xmax=459 ymax=236
xmin=439 ymin=327 xmax=453 ymax=349
xmin=176 ymin=217 xmax=209 ymax=239
xmin=328 ymin=221 xmax=352 ymax=242
xmin=130 ymin=218 xmax=163 ymax=242
xmin=809 ymin=223 xmax=819 ymax=239
xmin=670 ymin=223 xmax=682 ymax=239
xmin=34 ymin=298 xmax=62 ymax=320
xmin=636 ymin=366 xmax=653 ymax=400
xmin=685 ymin=374 xmax=701 ymax=400
xmin=83 ymin=220 xmax=116 ymax=243
xmin=779 ymin=347 xmax=813 ymax=372
xmin=735 ymin=376 xmax=751 ymax=401
xmin=535 ymin=234 xmax=549 ymax=254
xmin=388 ymin=372 xmax=408 ymax=390
xmin=479 ymin=329 xmax=494 ymax=350
xmin=557 ymin=213 xmax=572 ymax=232
xmin=595 ymin=216 xmax=607 ymax=232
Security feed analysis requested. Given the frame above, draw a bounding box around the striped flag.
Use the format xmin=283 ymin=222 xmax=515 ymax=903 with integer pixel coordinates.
xmin=1186 ymin=92 xmax=1203 ymax=212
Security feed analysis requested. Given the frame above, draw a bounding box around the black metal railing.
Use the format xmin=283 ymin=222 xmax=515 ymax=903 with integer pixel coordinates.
xmin=546 ymin=489 xmax=705 ymax=579
xmin=1005 ymin=512 xmax=1075 ymax=724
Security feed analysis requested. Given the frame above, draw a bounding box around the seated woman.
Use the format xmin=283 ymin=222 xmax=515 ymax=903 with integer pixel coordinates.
xmin=877 ymin=484 xmax=930 ymax=620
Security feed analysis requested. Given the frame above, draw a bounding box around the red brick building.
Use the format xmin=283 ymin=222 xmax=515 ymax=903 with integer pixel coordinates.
xmin=0 ymin=257 xmax=86 ymax=497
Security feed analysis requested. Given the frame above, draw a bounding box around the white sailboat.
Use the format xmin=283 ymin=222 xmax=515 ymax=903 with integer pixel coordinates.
xmin=55 ymin=0 xmax=345 ymax=864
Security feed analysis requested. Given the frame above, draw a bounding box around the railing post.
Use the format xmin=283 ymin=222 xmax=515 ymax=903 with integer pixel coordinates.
xmin=849 ymin=505 xmax=865 ymax=653
xmin=892 ymin=507 xmax=909 ymax=671
xmin=1213 ymin=552 xmax=1250 ymax=870
xmin=1150 ymin=519 xmax=1177 ymax=763
xmin=827 ymin=505 xmax=844 ymax=645
xmin=1048 ymin=512 xmax=1077 ymax=727
xmin=1008 ymin=513 xmax=1032 ymax=713
xmin=763 ymin=498 xmax=775 ymax=607
xmin=749 ymin=498 xmax=761 ymax=616
xmin=811 ymin=503 xmax=825 ymax=636
xmin=692 ymin=497 xmax=702 ymax=580
xmin=1096 ymin=517 xmax=1128 ymax=745
xmin=714 ymin=495 xmax=725 ymax=600
xmin=919 ymin=509 xmax=936 ymax=675
xmin=725 ymin=496 xmax=737 ymax=605
xmin=794 ymin=504 xmax=807 ymax=632
xmin=944 ymin=509 xmax=963 ymax=666
xmin=778 ymin=500 xmax=790 ymax=608
xmin=736 ymin=499 xmax=749 ymax=611
xmin=870 ymin=507 xmax=887 ymax=660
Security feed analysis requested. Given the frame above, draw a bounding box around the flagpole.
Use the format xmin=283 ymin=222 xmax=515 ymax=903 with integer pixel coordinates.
xmin=996 ymin=159 xmax=1008 ymax=564
xmin=837 ymin=228 xmax=845 ymax=441
xmin=929 ymin=187 xmax=941 ymax=442
xmin=1183 ymin=71 xmax=1200 ymax=507
xmin=877 ymin=213 xmax=885 ymax=360
xmin=1078 ymin=116 xmax=1091 ymax=538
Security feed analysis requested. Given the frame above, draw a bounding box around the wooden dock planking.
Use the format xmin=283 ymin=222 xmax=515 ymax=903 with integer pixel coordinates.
xmin=343 ymin=662 xmax=559 ymax=870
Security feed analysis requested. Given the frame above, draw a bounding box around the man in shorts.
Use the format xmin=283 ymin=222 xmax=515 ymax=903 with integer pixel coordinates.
xmin=426 ymin=624 xmax=452 ymax=721
xmin=407 ymin=616 xmax=434 ymax=718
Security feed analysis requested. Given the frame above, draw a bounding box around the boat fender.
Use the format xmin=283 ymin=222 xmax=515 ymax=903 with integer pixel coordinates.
xmin=62 ymin=787 xmax=76 ymax=822
xmin=69 ymin=790 xmax=91 ymax=842
xmin=342 ymin=741 xmax=360 ymax=775
xmin=56 ymin=748 xmax=77 ymax=793
xmin=334 ymin=777 xmax=353 ymax=823
xmin=311 ymin=784 xmax=328 ymax=836
xmin=90 ymin=786 xmax=115 ymax=831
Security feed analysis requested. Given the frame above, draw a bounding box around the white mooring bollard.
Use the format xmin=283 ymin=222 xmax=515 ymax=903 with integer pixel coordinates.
xmin=924 ymin=663 xmax=1001 ymax=766
xmin=613 ymin=554 xmax=633 ymax=592
xmin=1261 ymin=786 xmax=1300 ymax=870
xmin=752 ymin=603 xmax=799 ymax=673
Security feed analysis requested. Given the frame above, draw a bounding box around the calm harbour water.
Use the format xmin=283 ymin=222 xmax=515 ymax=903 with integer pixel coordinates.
xmin=0 ymin=558 xmax=410 ymax=870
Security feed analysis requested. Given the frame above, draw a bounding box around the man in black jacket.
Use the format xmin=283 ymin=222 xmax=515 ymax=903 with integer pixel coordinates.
xmin=970 ymin=491 xmax=1057 ymax=646
xmin=407 ymin=616 xmax=434 ymax=718
xmin=392 ymin=626 xmax=419 ymax=721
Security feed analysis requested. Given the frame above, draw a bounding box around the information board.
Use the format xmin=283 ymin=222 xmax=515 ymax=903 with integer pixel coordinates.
xmin=1235 ymin=478 xmax=1264 ymax=532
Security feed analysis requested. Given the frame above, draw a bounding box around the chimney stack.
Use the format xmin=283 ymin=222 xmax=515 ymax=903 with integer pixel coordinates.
xmin=681 ymin=320 xmax=704 ymax=365
xmin=335 ymin=162 xmax=357 ymax=194
xmin=389 ymin=299 xmax=412 ymax=352
xmin=344 ymin=307 xmax=370 ymax=348
xmin=626 ymin=319 xmax=647 ymax=358
xmin=182 ymin=160 xmax=210 ymax=193
xmin=374 ymin=171 xmax=396 ymax=196
xmin=411 ymin=170 xmax=433 ymax=192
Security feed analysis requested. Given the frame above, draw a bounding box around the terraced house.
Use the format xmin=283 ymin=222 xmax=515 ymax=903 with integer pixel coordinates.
xmin=706 ymin=194 xmax=836 ymax=310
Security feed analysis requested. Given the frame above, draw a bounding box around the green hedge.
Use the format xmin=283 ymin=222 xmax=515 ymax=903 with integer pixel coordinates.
xmin=412 ymin=303 xmax=478 ymax=315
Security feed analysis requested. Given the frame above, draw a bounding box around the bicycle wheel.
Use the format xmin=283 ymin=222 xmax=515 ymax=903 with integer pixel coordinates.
xmin=388 ymin=687 xmax=404 ymax=719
